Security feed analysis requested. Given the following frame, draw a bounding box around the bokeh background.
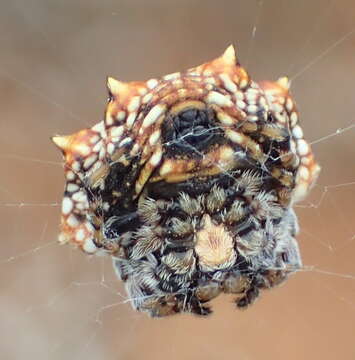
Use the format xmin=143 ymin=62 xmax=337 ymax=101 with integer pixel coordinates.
xmin=1 ymin=1 xmax=355 ymax=359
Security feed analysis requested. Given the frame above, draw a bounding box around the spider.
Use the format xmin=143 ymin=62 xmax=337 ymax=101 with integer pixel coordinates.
xmin=52 ymin=45 xmax=320 ymax=317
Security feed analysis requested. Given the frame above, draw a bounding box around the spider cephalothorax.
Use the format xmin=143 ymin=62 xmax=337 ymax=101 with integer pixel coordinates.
xmin=52 ymin=45 xmax=319 ymax=316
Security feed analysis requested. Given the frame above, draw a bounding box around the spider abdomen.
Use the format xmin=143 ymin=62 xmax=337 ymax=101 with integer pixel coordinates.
xmin=53 ymin=45 xmax=319 ymax=317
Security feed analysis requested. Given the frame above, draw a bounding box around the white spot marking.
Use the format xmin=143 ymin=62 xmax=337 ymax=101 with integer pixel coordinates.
xmin=75 ymin=202 xmax=86 ymax=210
xmin=219 ymin=73 xmax=237 ymax=93
xmin=85 ymin=222 xmax=95 ymax=233
xmin=147 ymin=79 xmax=158 ymax=89
xmin=72 ymin=191 xmax=87 ymax=203
xmin=204 ymin=77 xmax=216 ymax=85
xmin=164 ymin=72 xmax=180 ymax=81
xmin=84 ymin=154 xmax=97 ymax=169
xmin=99 ymin=147 xmax=106 ymax=159
xmin=236 ymin=100 xmax=246 ymax=109
xmin=126 ymin=112 xmax=137 ymax=128
xmin=111 ymin=136 xmax=120 ymax=143
xmin=127 ymin=96 xmax=140 ymax=112
xmin=83 ymin=238 xmax=97 ymax=253
xmin=290 ymin=139 xmax=297 ymax=154
xmin=149 ymin=130 xmax=161 ymax=146
xmin=71 ymin=161 xmax=80 ymax=172
xmin=77 ymin=145 xmax=90 ymax=157
xmin=66 ymin=171 xmax=75 ymax=180
xmin=248 ymin=115 xmax=259 ymax=122
xmin=110 ymin=125 xmax=124 ymax=138
xmin=247 ymin=105 xmax=258 ymax=113
xmin=206 ymin=91 xmax=233 ymax=107
xmin=90 ymin=135 xmax=100 ymax=144
xmin=226 ymin=129 xmax=243 ymax=144
xmin=173 ymin=79 xmax=183 ymax=87
xmin=297 ymin=139 xmax=309 ymax=156
xmin=275 ymin=113 xmax=286 ymax=124
xmin=75 ymin=229 xmax=85 ymax=242
xmin=293 ymin=183 xmax=308 ymax=202
xmin=131 ymin=143 xmax=140 ymax=155
xmin=299 ymin=166 xmax=309 ymax=180
xmin=62 ymin=197 xmax=73 ymax=215
xmin=93 ymin=141 xmax=103 ymax=153
xmin=90 ymin=160 xmax=102 ymax=175
xmin=67 ymin=183 xmax=79 ymax=192
xmin=142 ymin=104 xmax=167 ymax=128
xmin=116 ymin=111 xmax=126 ymax=121
xmin=150 ymin=149 xmax=163 ymax=166
xmin=290 ymin=112 xmax=298 ymax=126
xmin=177 ymin=89 xmax=187 ymax=97
xmin=120 ymin=137 xmax=132 ymax=147
xmin=105 ymin=113 xmax=114 ymax=126
xmin=286 ymin=98 xmax=293 ymax=111
xmin=292 ymin=125 xmax=303 ymax=139
xmin=259 ymin=97 xmax=267 ymax=108
xmin=235 ymin=91 xmax=244 ymax=100
xmin=246 ymin=88 xmax=259 ymax=95
xmin=142 ymin=93 xmax=153 ymax=104
xmin=92 ymin=121 xmax=106 ymax=135
xmin=273 ymin=103 xmax=283 ymax=113
xmin=67 ymin=214 xmax=79 ymax=228
xmin=217 ymin=112 xmax=234 ymax=126
xmin=266 ymin=94 xmax=275 ymax=103
xmin=58 ymin=233 xmax=67 ymax=244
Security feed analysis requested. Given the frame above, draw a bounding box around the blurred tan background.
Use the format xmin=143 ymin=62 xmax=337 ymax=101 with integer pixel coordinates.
xmin=0 ymin=0 xmax=355 ymax=359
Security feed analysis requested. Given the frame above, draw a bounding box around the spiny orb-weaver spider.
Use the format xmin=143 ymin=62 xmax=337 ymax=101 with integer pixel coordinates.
xmin=52 ymin=45 xmax=320 ymax=317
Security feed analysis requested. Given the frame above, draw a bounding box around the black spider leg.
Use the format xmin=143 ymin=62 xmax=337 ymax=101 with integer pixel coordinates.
xmin=177 ymin=289 xmax=212 ymax=316
xmin=235 ymin=267 xmax=263 ymax=309
xmin=236 ymin=285 xmax=260 ymax=309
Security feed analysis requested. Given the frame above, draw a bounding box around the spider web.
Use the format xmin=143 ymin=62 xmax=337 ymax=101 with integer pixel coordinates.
xmin=1 ymin=1 xmax=355 ymax=359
